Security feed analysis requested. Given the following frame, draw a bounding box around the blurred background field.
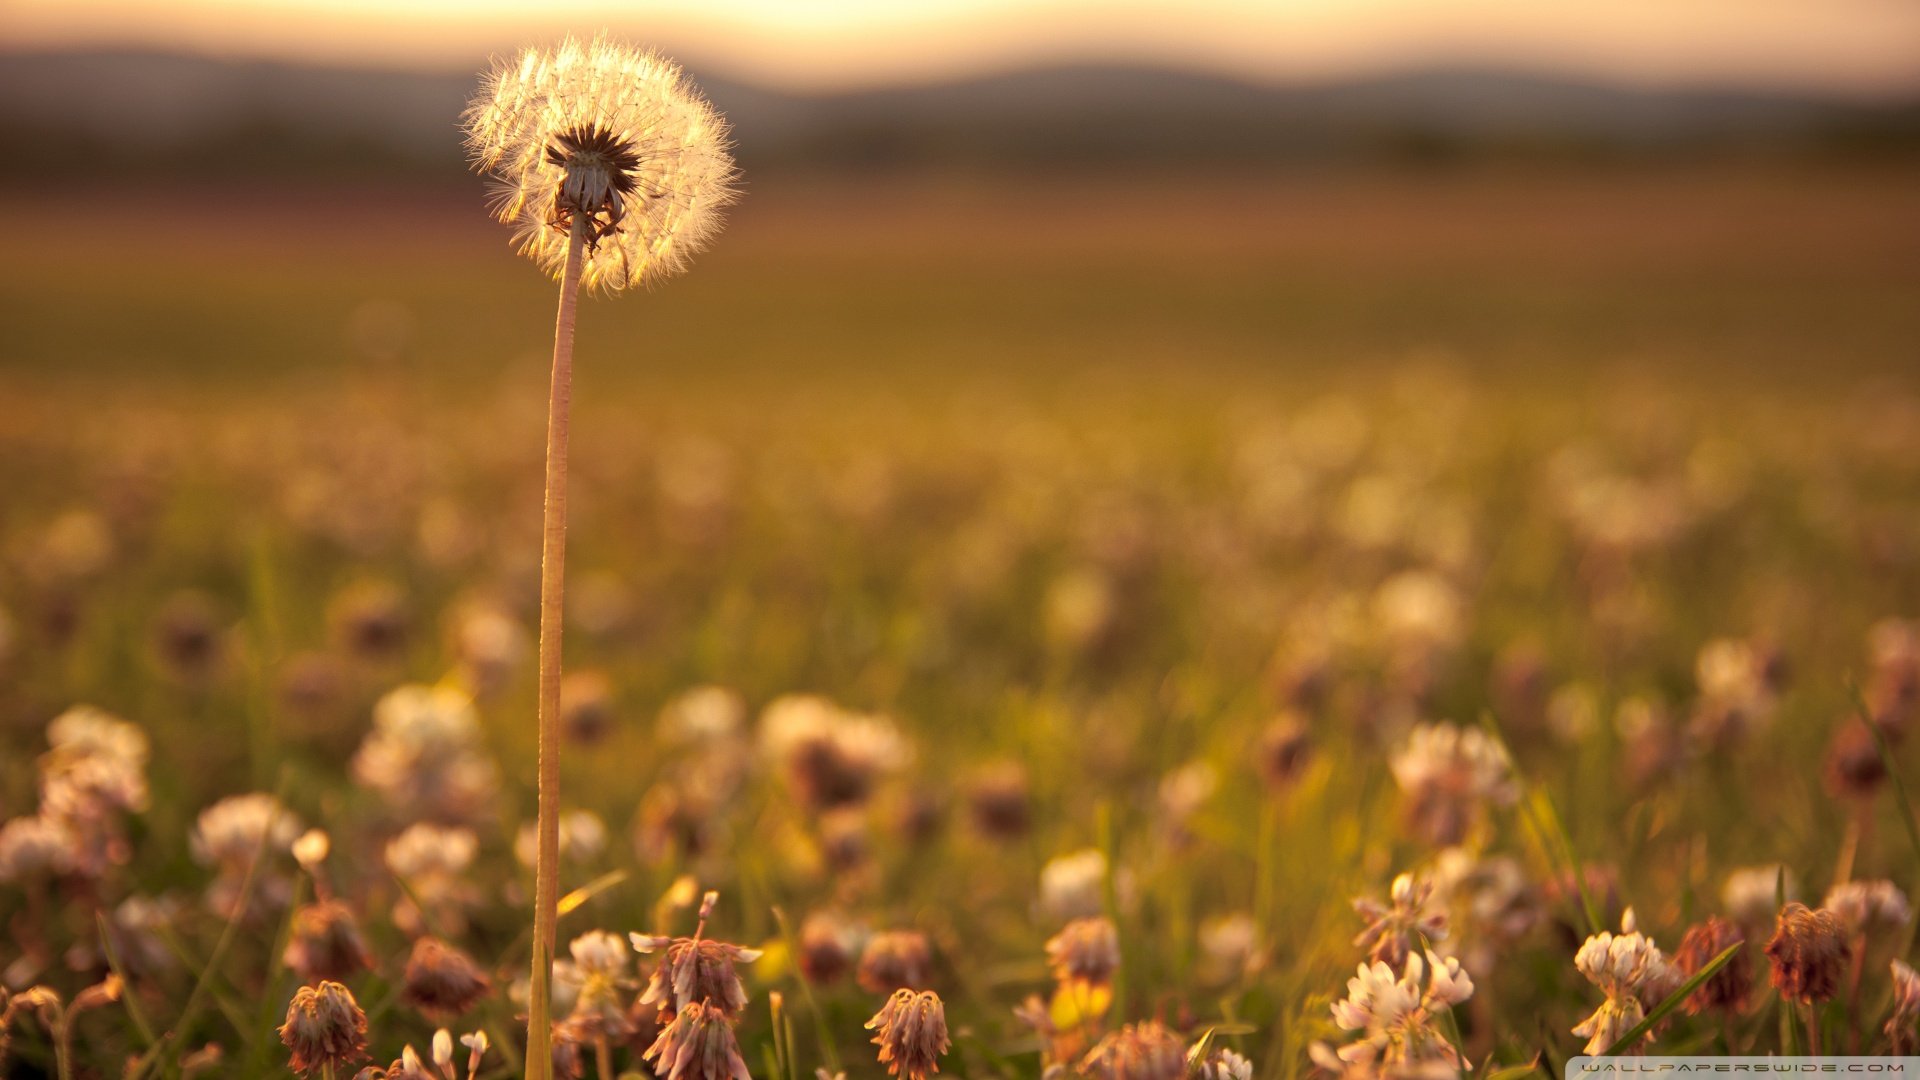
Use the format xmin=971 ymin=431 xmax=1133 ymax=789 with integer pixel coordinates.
xmin=4 ymin=4 xmax=1920 ymax=1077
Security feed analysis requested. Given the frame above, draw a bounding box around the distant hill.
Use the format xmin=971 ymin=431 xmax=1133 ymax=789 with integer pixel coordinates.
xmin=2 ymin=48 xmax=1915 ymax=179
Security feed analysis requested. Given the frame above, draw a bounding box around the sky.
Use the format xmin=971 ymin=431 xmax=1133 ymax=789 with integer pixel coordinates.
xmin=7 ymin=0 xmax=1920 ymax=96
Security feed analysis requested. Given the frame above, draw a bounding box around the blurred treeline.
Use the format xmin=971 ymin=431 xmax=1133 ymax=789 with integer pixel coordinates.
xmin=2 ymin=48 xmax=1919 ymax=183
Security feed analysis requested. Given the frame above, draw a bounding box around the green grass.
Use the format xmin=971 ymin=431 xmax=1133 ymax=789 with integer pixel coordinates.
xmin=0 ymin=168 xmax=1918 ymax=1077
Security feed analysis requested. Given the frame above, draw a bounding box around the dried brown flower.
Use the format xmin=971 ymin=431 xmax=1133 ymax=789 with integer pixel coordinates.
xmin=1673 ymin=916 xmax=1749 ymax=1015
xmin=632 ymin=933 xmax=762 ymax=1016
xmin=1765 ymin=903 xmax=1850 ymax=1004
xmin=867 ymin=988 xmax=951 ymax=1080
xmin=401 ymin=937 xmax=493 ymax=1018
xmin=643 ymin=1000 xmax=751 ymax=1080
xmin=279 ymin=981 xmax=370 ymax=1078
xmin=797 ymin=911 xmax=859 ymax=985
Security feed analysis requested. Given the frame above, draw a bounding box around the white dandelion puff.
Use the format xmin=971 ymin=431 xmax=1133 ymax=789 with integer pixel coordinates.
xmin=464 ymin=35 xmax=737 ymax=292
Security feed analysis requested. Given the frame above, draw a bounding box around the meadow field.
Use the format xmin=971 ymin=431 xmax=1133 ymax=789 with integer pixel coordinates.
xmin=2 ymin=165 xmax=1919 ymax=1078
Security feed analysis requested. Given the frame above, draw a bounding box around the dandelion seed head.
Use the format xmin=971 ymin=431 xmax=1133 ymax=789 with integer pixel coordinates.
xmin=464 ymin=35 xmax=736 ymax=292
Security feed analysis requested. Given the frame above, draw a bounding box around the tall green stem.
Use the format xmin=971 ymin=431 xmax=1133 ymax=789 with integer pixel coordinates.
xmin=526 ymin=216 xmax=587 ymax=1080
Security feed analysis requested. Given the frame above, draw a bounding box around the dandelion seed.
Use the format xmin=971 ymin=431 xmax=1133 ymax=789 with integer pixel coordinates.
xmin=867 ymin=988 xmax=951 ymax=1080
xmin=464 ymin=35 xmax=735 ymax=293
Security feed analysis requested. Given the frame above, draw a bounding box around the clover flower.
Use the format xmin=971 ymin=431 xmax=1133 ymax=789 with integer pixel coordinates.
xmin=1353 ymin=872 xmax=1449 ymax=969
xmin=856 ymin=930 xmax=934 ymax=994
xmin=1823 ymin=880 xmax=1911 ymax=937
xmin=1888 ymin=959 xmax=1920 ymax=1054
xmin=1327 ymin=949 xmax=1473 ymax=1072
xmin=1389 ymin=723 xmax=1516 ymax=846
xmin=558 ymin=930 xmax=634 ymax=1037
xmin=1672 ymin=916 xmax=1750 ymax=1016
xmin=353 ymin=683 xmax=500 ymax=826
xmin=867 ymin=988 xmax=951 ymax=1080
xmin=284 ymin=899 xmax=375 ymax=984
xmin=279 ymin=981 xmax=369 ymax=1078
xmin=1040 ymin=849 xmax=1112 ymax=922
xmin=1078 ymin=1020 xmax=1189 ymax=1080
xmin=1765 ymin=902 xmax=1850 ymax=1005
xmin=1571 ymin=910 xmax=1679 ymax=1055
xmin=403 ymin=937 xmax=494 ymax=1019
xmin=464 ymin=35 xmax=735 ymax=292
xmin=1047 ymin=917 xmax=1121 ymax=988
xmin=643 ymin=1000 xmax=751 ymax=1080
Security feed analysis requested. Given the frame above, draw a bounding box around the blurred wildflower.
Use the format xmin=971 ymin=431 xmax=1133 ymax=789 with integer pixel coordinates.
xmin=1722 ymin=865 xmax=1797 ymax=927
xmin=1673 ymin=916 xmax=1749 ymax=1016
xmin=1187 ymin=1041 xmax=1253 ymax=1080
xmin=1078 ymin=1020 xmax=1187 ymax=1080
xmin=1689 ymin=638 xmax=1781 ymax=750
xmin=1197 ymin=913 xmax=1264 ymax=985
xmin=1040 ymin=849 xmax=1112 ymax=923
xmin=1389 ymin=722 xmax=1516 ymax=846
xmin=644 ymin=1000 xmax=750 ymax=1080
xmin=558 ymin=670 xmax=617 ymax=744
xmin=191 ymin=792 xmax=301 ymax=918
xmin=1046 ymin=917 xmax=1120 ymax=989
xmin=403 ymin=937 xmax=494 ymax=1019
xmin=464 ymin=34 xmax=736 ymax=292
xmin=1766 ymin=902 xmax=1850 ymax=1005
xmin=516 ymin=809 xmax=608 ymax=868
xmin=354 ymin=684 xmax=500 ymax=826
xmin=1255 ymin=713 xmax=1313 ymax=794
xmin=327 ymin=580 xmax=412 ymax=664
xmin=1888 ymin=959 xmax=1920 ymax=1054
xmin=1353 ymin=872 xmax=1448 ymax=969
xmin=285 ymin=899 xmax=375 ymax=984
xmin=385 ymin=823 xmax=481 ymax=936
xmin=965 ymin=761 xmax=1032 ymax=840
xmin=798 ymin=910 xmax=862 ymax=985
xmin=1824 ymin=880 xmax=1911 ymax=937
xmin=857 ymin=930 xmax=934 ymax=994
xmin=558 ymin=930 xmax=633 ymax=1037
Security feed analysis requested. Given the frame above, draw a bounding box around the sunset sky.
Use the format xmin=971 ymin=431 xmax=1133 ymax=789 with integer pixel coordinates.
xmin=8 ymin=0 xmax=1920 ymax=96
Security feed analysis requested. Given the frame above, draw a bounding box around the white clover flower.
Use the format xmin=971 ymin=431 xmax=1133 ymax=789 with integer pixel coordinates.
xmin=514 ymin=809 xmax=608 ymax=867
xmin=1571 ymin=909 xmax=1680 ymax=1054
xmin=1039 ymin=848 xmax=1111 ymax=922
xmin=191 ymin=793 xmax=301 ymax=869
xmin=0 ymin=815 xmax=77 ymax=882
xmin=1390 ymin=722 xmax=1517 ymax=845
xmin=1823 ymin=879 xmax=1911 ymax=935
xmin=353 ymin=683 xmax=499 ymax=826
xmin=1722 ymin=864 xmax=1797 ymax=925
xmin=464 ymin=35 xmax=736 ymax=292
xmin=1327 ymin=950 xmax=1472 ymax=1071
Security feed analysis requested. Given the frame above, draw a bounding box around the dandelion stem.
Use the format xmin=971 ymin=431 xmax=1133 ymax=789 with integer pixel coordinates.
xmin=527 ymin=215 xmax=588 ymax=1080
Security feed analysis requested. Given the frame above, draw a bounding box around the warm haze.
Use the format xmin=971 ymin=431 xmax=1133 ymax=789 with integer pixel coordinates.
xmin=8 ymin=0 xmax=1920 ymax=96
